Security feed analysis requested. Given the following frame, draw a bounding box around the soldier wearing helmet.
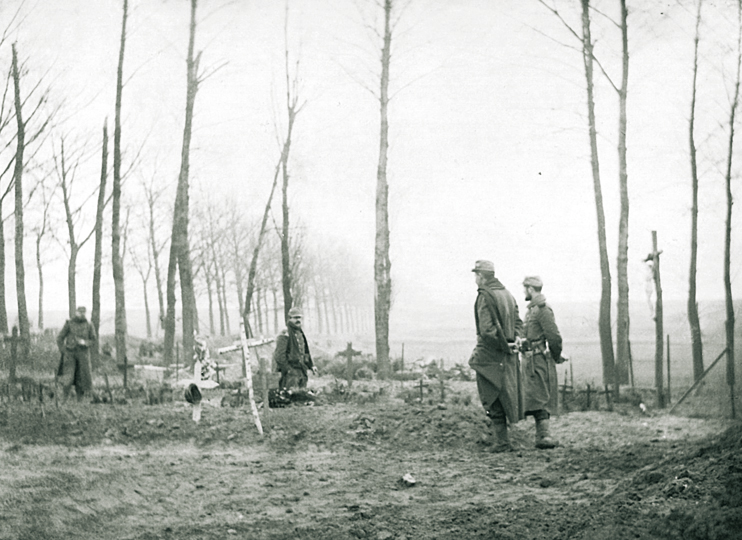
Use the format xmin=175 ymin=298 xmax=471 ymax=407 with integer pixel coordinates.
xmin=521 ymin=275 xmax=565 ymax=449
xmin=273 ymin=306 xmax=317 ymax=389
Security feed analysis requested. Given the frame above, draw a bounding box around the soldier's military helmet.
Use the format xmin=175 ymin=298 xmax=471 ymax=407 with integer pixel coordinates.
xmin=184 ymin=383 xmax=202 ymax=404
xmin=523 ymin=276 xmax=544 ymax=288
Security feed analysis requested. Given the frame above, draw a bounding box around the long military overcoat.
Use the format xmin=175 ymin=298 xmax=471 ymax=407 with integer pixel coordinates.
xmin=468 ymin=277 xmax=524 ymax=424
xmin=522 ymin=293 xmax=562 ymax=415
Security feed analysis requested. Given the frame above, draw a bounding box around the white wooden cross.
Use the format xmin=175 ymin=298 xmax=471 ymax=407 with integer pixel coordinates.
xmin=217 ymin=322 xmax=274 ymax=436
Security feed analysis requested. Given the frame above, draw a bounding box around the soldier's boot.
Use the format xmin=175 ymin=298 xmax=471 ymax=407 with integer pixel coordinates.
xmin=491 ymin=421 xmax=512 ymax=453
xmin=535 ymin=418 xmax=557 ymax=449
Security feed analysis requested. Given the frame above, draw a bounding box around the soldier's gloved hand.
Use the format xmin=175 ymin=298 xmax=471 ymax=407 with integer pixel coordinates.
xmin=508 ymin=342 xmax=520 ymax=355
xmin=555 ymin=354 xmax=569 ymax=364
xmin=311 ymin=366 xmax=318 ymax=375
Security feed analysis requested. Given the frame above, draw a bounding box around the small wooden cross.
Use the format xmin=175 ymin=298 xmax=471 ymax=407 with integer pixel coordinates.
xmin=337 ymin=342 xmax=362 ymax=388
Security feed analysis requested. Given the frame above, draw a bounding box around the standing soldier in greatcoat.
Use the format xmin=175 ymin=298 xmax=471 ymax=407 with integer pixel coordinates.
xmin=468 ymin=260 xmax=524 ymax=452
xmin=56 ymin=306 xmax=97 ymax=401
xmin=273 ymin=306 xmax=317 ymax=389
xmin=521 ymin=276 xmax=566 ymax=449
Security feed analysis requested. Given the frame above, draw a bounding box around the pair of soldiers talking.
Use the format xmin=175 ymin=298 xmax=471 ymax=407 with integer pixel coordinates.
xmin=469 ymin=260 xmax=566 ymax=452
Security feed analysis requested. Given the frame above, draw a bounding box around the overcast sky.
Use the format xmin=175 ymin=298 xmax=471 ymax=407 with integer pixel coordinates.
xmin=3 ymin=0 xmax=741 ymax=336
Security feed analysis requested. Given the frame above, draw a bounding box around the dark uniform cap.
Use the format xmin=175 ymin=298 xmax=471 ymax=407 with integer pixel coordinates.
xmin=288 ymin=307 xmax=303 ymax=317
xmin=471 ymin=260 xmax=495 ymax=273
xmin=523 ymin=276 xmax=544 ymax=288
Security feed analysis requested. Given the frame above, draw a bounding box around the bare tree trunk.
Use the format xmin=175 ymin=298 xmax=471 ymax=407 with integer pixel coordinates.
xmin=220 ymin=267 xmax=230 ymax=335
xmin=35 ymin=230 xmax=43 ymax=330
xmin=724 ymin=0 xmax=741 ymax=419
xmin=67 ymin=247 xmax=78 ymax=318
xmin=688 ymin=0 xmax=704 ymax=382
xmin=323 ymin=287 xmax=331 ymax=336
xmin=314 ymin=281 xmax=323 ymax=334
xmin=242 ymin=153 xmax=281 ymax=339
xmin=165 ymin=0 xmax=200 ymax=364
xmin=145 ymin=184 xmax=165 ymax=332
xmin=278 ymin=2 xmax=304 ymax=322
xmin=112 ymin=0 xmax=129 ymax=368
xmin=143 ymin=279 xmax=152 ymax=339
xmin=163 ymin=242 xmax=177 ymax=364
xmin=615 ymin=0 xmax=630 ymax=387
xmin=206 ymin=265 xmax=215 ymax=335
xmin=175 ymin=0 xmax=200 ymax=364
xmin=34 ymin=179 xmax=53 ymax=332
xmin=373 ymin=0 xmax=393 ymax=379
xmin=255 ymin=291 xmax=263 ymax=335
xmin=272 ymin=287 xmax=279 ymax=333
xmin=0 ymin=205 xmax=8 ymax=334
xmin=216 ymin=268 xmax=225 ymax=336
xmin=280 ymin=128 xmax=295 ymax=320
xmin=91 ymin=121 xmax=108 ymax=368
xmin=580 ymin=0 xmax=615 ymax=391
xmin=262 ymin=286 xmax=270 ymax=335
xmin=11 ymin=44 xmax=29 ymax=360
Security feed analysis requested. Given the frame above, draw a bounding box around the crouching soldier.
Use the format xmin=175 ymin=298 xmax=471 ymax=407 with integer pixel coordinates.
xmin=521 ymin=276 xmax=567 ymax=449
xmin=56 ymin=306 xmax=96 ymax=401
xmin=273 ymin=307 xmax=317 ymax=389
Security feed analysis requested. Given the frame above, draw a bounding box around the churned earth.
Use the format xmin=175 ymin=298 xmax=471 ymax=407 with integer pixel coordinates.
xmin=0 ymin=387 xmax=740 ymax=540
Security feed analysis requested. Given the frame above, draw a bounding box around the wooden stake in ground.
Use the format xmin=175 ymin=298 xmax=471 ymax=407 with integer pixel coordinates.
xmin=239 ymin=321 xmax=263 ymax=436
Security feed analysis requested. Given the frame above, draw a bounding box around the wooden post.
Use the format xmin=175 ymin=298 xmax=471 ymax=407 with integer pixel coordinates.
xmin=586 ymin=383 xmax=591 ymax=409
xmin=239 ymin=321 xmax=263 ymax=435
xmin=604 ymin=385 xmax=613 ymax=411
xmin=104 ymin=373 xmax=114 ymax=405
xmin=419 ymin=378 xmax=424 ymax=403
xmin=666 ymin=335 xmax=671 ymax=404
xmin=648 ymin=231 xmax=665 ymax=408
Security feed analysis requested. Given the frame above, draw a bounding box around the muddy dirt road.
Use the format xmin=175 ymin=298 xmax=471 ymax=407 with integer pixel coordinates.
xmin=1 ymin=397 xmax=740 ymax=539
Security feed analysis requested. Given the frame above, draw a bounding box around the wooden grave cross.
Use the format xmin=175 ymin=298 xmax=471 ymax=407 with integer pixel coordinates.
xmin=337 ymin=342 xmax=362 ymax=389
xmin=217 ymin=324 xmax=274 ymax=435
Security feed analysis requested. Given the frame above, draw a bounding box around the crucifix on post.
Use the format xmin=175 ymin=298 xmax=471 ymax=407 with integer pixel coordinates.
xmin=646 ymin=230 xmax=665 ymax=409
xmin=337 ymin=342 xmax=361 ymax=389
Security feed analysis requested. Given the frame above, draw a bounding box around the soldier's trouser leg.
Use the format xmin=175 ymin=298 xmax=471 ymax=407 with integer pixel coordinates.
xmin=280 ymin=366 xmax=308 ymax=389
xmin=58 ymin=353 xmax=77 ymax=400
xmin=531 ymin=409 xmax=556 ymax=449
xmin=73 ymin=352 xmax=92 ymax=400
xmin=487 ymin=399 xmax=512 ymax=452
